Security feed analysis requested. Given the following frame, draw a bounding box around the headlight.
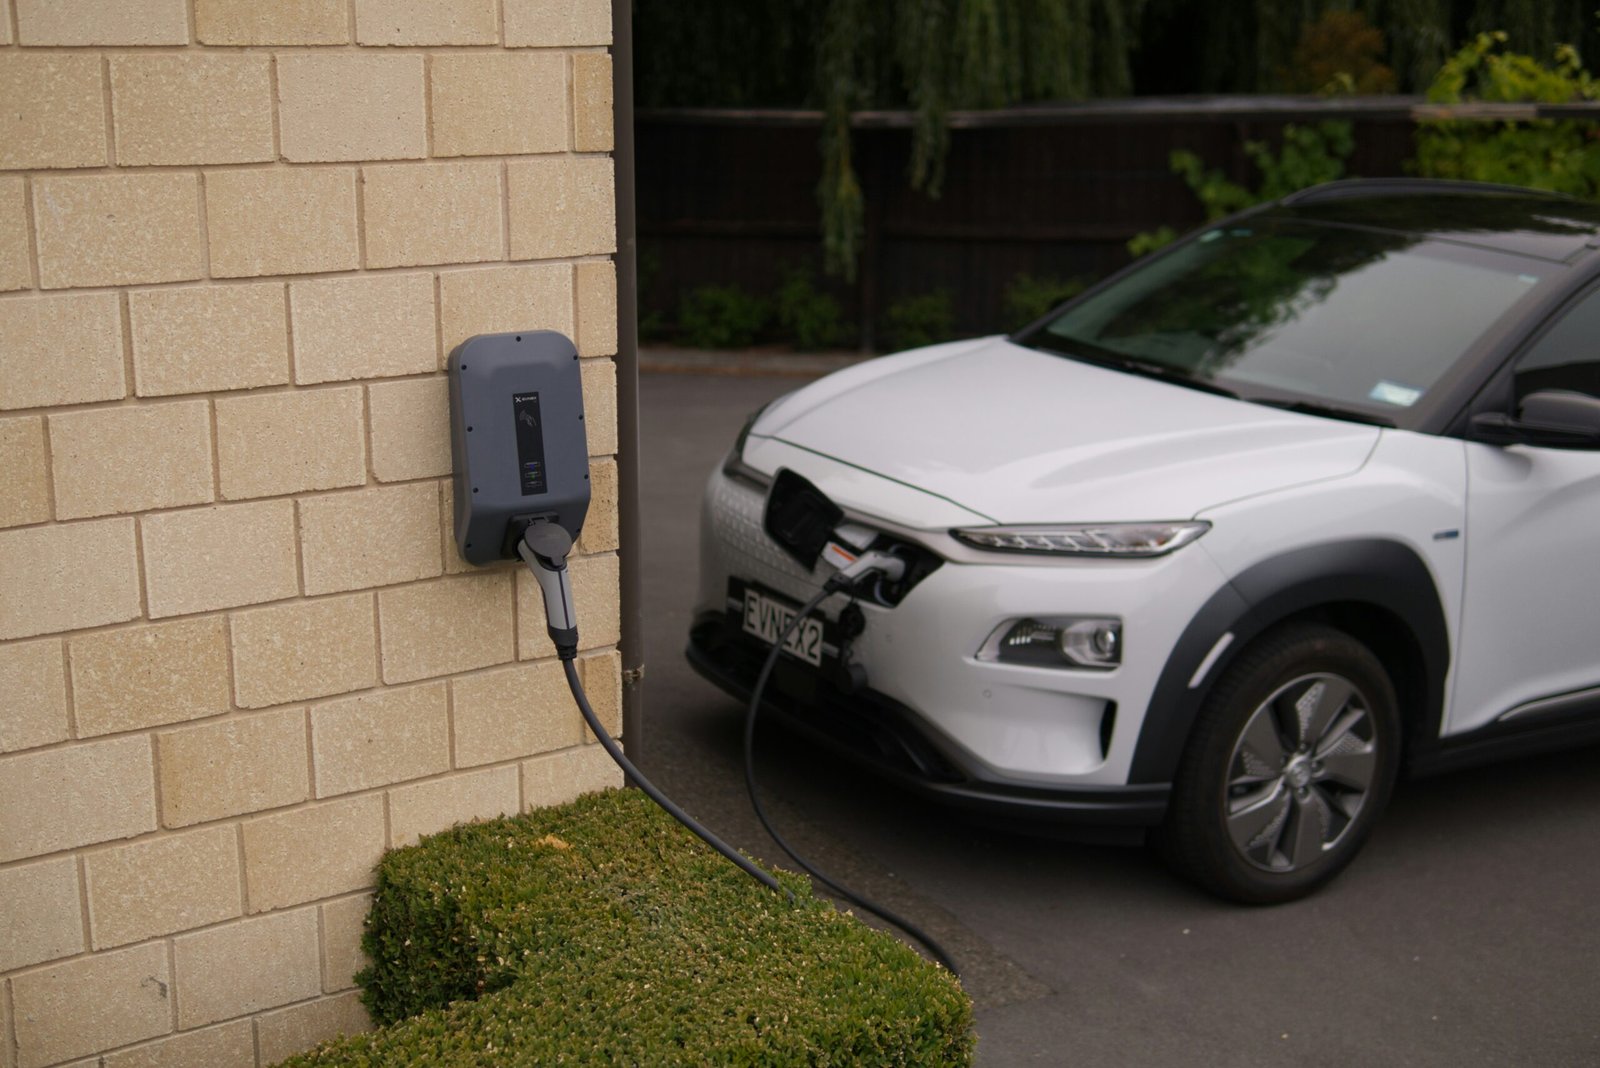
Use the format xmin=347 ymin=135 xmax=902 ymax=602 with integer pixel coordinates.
xmin=951 ymin=521 xmax=1209 ymax=558
xmin=978 ymin=617 xmax=1123 ymax=669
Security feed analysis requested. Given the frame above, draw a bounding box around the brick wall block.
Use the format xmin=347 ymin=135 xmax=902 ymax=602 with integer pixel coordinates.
xmin=439 ymin=263 xmax=573 ymax=354
xmin=0 ymin=734 xmax=155 ymax=862
xmin=507 ymin=156 xmax=615 ymax=260
xmin=142 ymin=499 xmax=299 ymax=617
xmin=581 ymin=357 xmax=618 ymax=454
xmin=196 ymin=0 xmax=349 ymax=45
xmin=503 ymin=0 xmax=611 ymax=47
xmin=70 ymin=616 xmax=232 ymax=737
xmin=309 ymin=680 xmax=448 ymax=797
xmin=0 ymin=518 xmax=141 ymax=640
xmin=231 ymin=593 xmax=378 ymax=709
xmin=101 ymin=1021 xmax=255 ymax=1068
xmin=0 ymin=2 xmax=11 ymax=45
xmin=356 ymin=0 xmax=497 ymax=45
xmin=156 ymin=707 xmax=308 ymax=828
xmin=388 ymin=764 xmax=519 ymax=848
xmin=0 ymin=54 xmax=105 ymax=170
xmin=34 ymin=173 xmax=203 ymax=289
xmin=290 ymin=272 xmax=437 ymax=384
xmin=378 ymin=571 xmax=515 ymax=683
xmin=430 ymin=52 xmax=566 ymax=158
xmin=578 ymin=649 xmax=621 ymax=741
xmin=0 ymin=857 xmax=83 ymax=972
xmin=368 ymin=377 xmax=451 ymax=482
xmin=0 ymin=292 xmax=125 ymax=412
xmin=206 ymin=168 xmax=360 ymax=279
xmin=241 ymin=793 xmax=385 ymax=911
xmin=0 ymin=177 xmax=31 ymax=290
xmin=451 ymin=660 xmax=579 ymax=768
xmin=172 ymin=907 xmax=321 ymax=1029
xmin=517 ymin=551 xmax=618 ymax=659
xmin=319 ymin=893 xmax=372 ymax=992
xmin=130 ymin=283 xmax=290 ymax=398
xmin=522 ymin=745 xmax=621 ymax=810
xmin=278 ymin=54 xmax=427 ymax=164
xmin=10 ymin=942 xmax=171 ymax=1068
xmin=572 ymin=53 xmax=614 ymax=153
xmin=0 ymin=638 xmax=68 ymax=754
xmin=575 ymin=259 xmax=618 ymax=357
xmin=577 ymin=457 xmax=618 ymax=554
xmin=15 ymin=0 xmax=187 ymax=45
xmin=300 ymin=482 xmax=443 ymax=595
xmin=49 ymin=400 xmax=214 ymax=519
xmin=0 ymin=414 xmax=51 ymax=529
xmin=362 ymin=161 xmax=503 ymax=269
xmin=256 ymin=991 xmax=373 ymax=1066
xmin=84 ymin=824 xmax=242 ymax=949
xmin=216 ymin=386 xmax=367 ymax=500
xmin=111 ymin=55 xmax=274 ymax=167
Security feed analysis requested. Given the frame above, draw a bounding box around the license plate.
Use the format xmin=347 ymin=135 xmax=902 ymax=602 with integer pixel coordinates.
xmin=738 ymin=585 xmax=826 ymax=667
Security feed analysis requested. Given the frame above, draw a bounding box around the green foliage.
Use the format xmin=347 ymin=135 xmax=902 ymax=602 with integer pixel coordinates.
xmin=273 ymin=790 xmax=973 ymax=1068
xmin=1000 ymin=272 xmax=1086 ymax=328
xmin=678 ymin=285 xmax=772 ymax=349
xmin=775 ymin=269 xmax=848 ymax=350
xmin=1279 ymin=10 xmax=1397 ymax=94
xmin=1412 ymin=31 xmax=1600 ymax=195
xmin=881 ymin=291 xmax=956 ymax=351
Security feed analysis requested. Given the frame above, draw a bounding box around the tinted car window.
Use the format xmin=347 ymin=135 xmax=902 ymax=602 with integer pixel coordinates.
xmin=1515 ymin=285 xmax=1600 ymax=402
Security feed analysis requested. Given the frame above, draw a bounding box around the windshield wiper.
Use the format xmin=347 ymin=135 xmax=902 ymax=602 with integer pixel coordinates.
xmin=1248 ymin=397 xmax=1395 ymax=428
xmin=1024 ymin=338 xmax=1240 ymax=400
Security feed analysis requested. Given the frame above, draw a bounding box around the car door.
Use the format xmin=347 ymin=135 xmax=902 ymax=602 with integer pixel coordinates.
xmin=1449 ymin=281 xmax=1600 ymax=736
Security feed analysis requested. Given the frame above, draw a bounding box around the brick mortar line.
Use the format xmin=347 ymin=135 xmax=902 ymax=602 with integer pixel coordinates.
xmin=97 ymin=52 xmax=114 ymax=167
xmin=2 ymin=42 xmax=604 ymax=54
xmin=19 ymin=175 xmax=39 ymax=291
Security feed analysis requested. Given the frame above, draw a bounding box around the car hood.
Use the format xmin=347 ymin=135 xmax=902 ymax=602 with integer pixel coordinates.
xmin=753 ymin=337 xmax=1381 ymax=525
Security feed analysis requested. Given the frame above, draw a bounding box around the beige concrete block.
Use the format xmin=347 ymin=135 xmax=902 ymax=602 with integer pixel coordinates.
xmin=362 ymin=161 xmax=503 ymax=270
xmin=197 ymin=0 xmax=348 ymax=44
xmin=0 ymin=293 xmax=124 ymax=412
xmin=582 ymin=356 xmax=617 ymax=454
xmin=34 ymin=173 xmax=203 ymax=290
xmin=0 ymin=415 xmax=50 ymax=529
xmin=0 ymin=54 xmax=106 ymax=170
xmin=577 ymin=457 xmax=618 ymax=554
xmin=578 ymin=649 xmax=621 ymax=741
xmin=16 ymin=0 xmax=186 ymax=44
xmin=377 ymin=571 xmax=514 ymax=683
xmin=70 ymin=617 xmax=231 ymax=737
xmin=130 ymin=283 xmax=290 ymax=398
xmin=508 ymin=156 xmax=615 ymax=260
xmin=142 ymin=499 xmax=299 ymax=617
xmin=0 ymin=0 xmax=9 ymax=44
xmin=357 ymin=0 xmax=495 ymax=44
xmin=0 ymin=735 xmax=155 ymax=862
xmin=504 ymin=0 xmax=611 ymax=46
xmin=49 ymin=400 xmax=214 ymax=520
xmin=111 ymin=55 xmax=274 ymax=167
xmin=172 ymin=907 xmax=321 ymax=1028
xmin=451 ymin=661 xmax=579 ymax=769
xmin=388 ymin=764 xmax=518 ymax=848
xmin=368 ymin=377 xmax=450 ymax=483
xmin=430 ymin=52 xmax=566 ymax=158
xmin=0 ymin=178 xmax=30 ymax=291
xmin=320 ymin=892 xmax=372 ymax=991
xmin=0 ymin=638 xmax=68 ymax=754
xmin=206 ymin=168 xmax=360 ymax=279
xmin=291 ymin=272 xmax=436 ymax=385
xmin=572 ymin=52 xmax=614 ymax=152
xmin=216 ymin=386 xmax=366 ymax=500
xmin=0 ymin=519 xmax=141 ymax=640
xmin=300 ymin=483 xmax=442 ymax=596
xmin=242 ymin=793 xmax=384 ymax=911
xmin=438 ymin=263 xmax=573 ymax=353
xmin=522 ymin=745 xmax=621 ymax=810
xmin=256 ymin=991 xmax=373 ymax=1065
xmin=0 ymin=858 xmax=83 ymax=972
xmin=231 ymin=593 xmax=378 ymax=709
xmin=278 ymin=54 xmax=426 ymax=164
xmin=156 ymin=707 xmax=308 ymax=828
xmin=310 ymin=681 xmax=448 ymax=797
xmin=575 ymin=259 xmax=617 ymax=357
xmin=10 ymin=942 xmax=170 ymax=1068
xmin=85 ymin=824 xmax=241 ymax=949
xmin=102 ymin=1021 xmax=255 ymax=1068
xmin=516 ymin=550 xmax=618 ymax=660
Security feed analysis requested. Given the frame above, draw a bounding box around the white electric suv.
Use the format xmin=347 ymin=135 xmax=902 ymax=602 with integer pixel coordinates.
xmin=687 ymin=179 xmax=1600 ymax=902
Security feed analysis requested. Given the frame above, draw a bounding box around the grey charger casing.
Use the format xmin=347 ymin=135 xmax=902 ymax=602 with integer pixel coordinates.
xmin=447 ymin=330 xmax=591 ymax=565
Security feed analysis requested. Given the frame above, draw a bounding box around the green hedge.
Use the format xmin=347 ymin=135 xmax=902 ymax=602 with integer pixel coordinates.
xmin=274 ymin=789 xmax=973 ymax=1067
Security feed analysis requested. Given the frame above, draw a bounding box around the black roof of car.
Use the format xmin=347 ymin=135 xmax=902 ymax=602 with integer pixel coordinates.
xmin=1269 ymin=179 xmax=1600 ymax=264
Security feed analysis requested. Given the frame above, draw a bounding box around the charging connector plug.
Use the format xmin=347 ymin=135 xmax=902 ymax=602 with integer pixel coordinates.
xmin=517 ymin=521 xmax=578 ymax=658
xmin=822 ymin=548 xmax=907 ymax=594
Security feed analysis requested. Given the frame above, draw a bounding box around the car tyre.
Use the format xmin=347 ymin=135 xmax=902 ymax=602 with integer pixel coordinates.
xmin=1160 ymin=623 xmax=1401 ymax=904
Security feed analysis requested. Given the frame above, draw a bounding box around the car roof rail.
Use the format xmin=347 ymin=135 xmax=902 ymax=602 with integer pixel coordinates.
xmin=1280 ymin=178 xmax=1573 ymax=205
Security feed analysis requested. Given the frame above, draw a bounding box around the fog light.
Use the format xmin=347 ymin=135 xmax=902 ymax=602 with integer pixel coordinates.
xmin=984 ymin=617 xmax=1123 ymax=669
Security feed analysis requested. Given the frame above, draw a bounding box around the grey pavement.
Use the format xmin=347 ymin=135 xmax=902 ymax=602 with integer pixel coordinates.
xmin=632 ymin=368 xmax=1600 ymax=1068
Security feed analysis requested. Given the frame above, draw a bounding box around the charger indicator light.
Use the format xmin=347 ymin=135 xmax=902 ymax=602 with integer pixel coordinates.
xmin=512 ymin=391 xmax=549 ymax=495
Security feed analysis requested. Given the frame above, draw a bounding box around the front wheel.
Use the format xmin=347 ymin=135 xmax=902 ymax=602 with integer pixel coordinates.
xmin=1159 ymin=623 xmax=1402 ymax=904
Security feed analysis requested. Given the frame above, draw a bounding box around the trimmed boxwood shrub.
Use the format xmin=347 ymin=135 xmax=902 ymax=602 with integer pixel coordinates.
xmin=274 ymin=789 xmax=973 ymax=1067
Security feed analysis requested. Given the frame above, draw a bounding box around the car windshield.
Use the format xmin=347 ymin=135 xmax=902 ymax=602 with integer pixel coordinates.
xmin=1023 ymin=218 xmax=1545 ymax=418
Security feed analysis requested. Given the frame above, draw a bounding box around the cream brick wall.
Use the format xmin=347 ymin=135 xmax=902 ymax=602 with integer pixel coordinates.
xmin=0 ymin=3 xmax=622 ymax=1063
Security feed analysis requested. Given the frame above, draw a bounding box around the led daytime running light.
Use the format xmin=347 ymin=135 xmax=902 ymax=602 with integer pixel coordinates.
xmin=953 ymin=521 xmax=1210 ymax=557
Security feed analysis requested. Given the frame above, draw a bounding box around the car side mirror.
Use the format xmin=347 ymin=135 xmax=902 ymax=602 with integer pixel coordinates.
xmin=1470 ymin=389 xmax=1600 ymax=448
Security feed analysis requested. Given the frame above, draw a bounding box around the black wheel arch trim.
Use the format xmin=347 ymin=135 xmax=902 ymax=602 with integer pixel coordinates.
xmin=1129 ymin=539 xmax=1450 ymax=784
